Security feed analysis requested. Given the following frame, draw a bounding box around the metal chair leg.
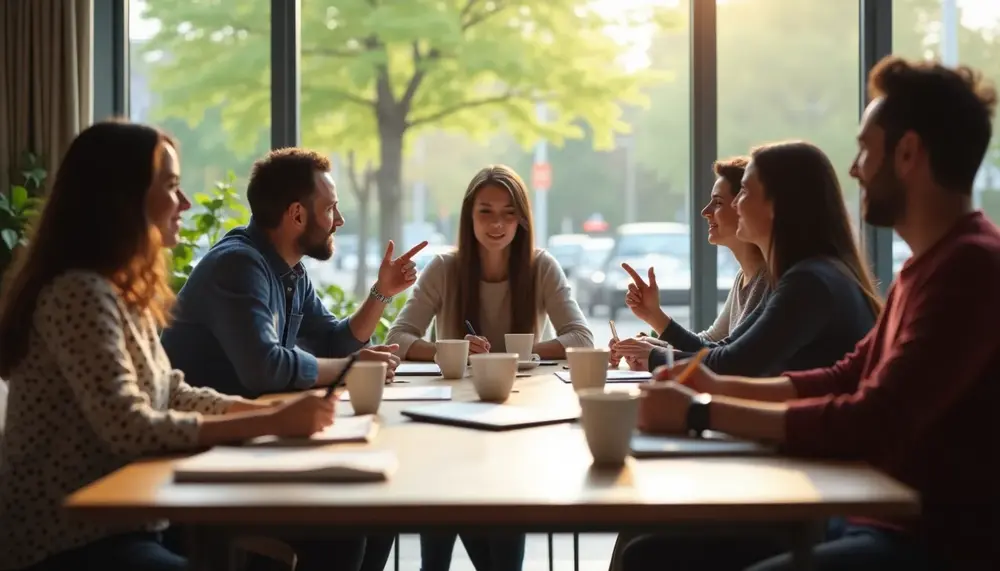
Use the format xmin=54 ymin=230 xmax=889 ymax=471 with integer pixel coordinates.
xmin=394 ymin=534 xmax=400 ymax=571
xmin=548 ymin=533 xmax=555 ymax=571
xmin=573 ymin=533 xmax=580 ymax=571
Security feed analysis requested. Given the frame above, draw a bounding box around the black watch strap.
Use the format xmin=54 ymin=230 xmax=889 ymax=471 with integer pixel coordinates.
xmin=686 ymin=393 xmax=712 ymax=435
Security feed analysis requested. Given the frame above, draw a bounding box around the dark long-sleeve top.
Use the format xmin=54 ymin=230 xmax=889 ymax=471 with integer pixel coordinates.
xmin=648 ymin=257 xmax=877 ymax=376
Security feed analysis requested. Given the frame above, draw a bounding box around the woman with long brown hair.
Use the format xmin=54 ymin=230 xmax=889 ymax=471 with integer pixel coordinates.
xmin=386 ymin=164 xmax=592 ymax=571
xmin=0 ymin=120 xmax=336 ymax=571
xmin=614 ymin=141 xmax=881 ymax=376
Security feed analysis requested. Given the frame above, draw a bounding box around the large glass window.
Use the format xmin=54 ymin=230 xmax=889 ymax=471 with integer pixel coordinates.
xmin=716 ymin=0 xmax=861 ymax=297
xmin=300 ymin=0 xmax=693 ymax=336
xmin=891 ymin=0 xmax=1000 ymax=273
xmin=128 ymin=0 xmax=271 ymax=208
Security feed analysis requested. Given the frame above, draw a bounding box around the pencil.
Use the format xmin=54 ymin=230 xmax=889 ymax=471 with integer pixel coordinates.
xmin=675 ymin=348 xmax=709 ymax=385
xmin=324 ymin=353 xmax=358 ymax=399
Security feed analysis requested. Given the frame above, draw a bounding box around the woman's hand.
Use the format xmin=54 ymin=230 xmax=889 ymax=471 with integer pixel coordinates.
xmin=265 ymin=392 xmax=336 ymax=437
xmin=611 ymin=337 xmax=656 ymax=371
xmin=637 ymin=381 xmax=699 ymax=434
xmin=465 ymin=335 xmax=491 ymax=355
xmin=621 ymin=263 xmax=671 ymax=333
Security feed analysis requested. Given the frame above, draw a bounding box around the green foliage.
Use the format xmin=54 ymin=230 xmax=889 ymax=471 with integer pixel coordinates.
xmin=318 ymin=284 xmax=407 ymax=345
xmin=1 ymin=153 xmax=46 ymax=283
xmin=137 ymin=0 xmax=666 ymax=242
xmin=169 ymin=171 xmax=249 ymax=291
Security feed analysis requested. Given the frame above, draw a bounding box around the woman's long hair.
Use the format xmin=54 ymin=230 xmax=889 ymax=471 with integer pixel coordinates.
xmin=0 ymin=119 xmax=176 ymax=377
xmin=453 ymin=165 xmax=537 ymax=337
xmin=750 ymin=141 xmax=883 ymax=317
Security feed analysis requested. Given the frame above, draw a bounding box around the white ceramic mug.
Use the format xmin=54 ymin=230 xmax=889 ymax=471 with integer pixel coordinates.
xmin=345 ymin=362 xmax=387 ymax=415
xmin=577 ymin=388 xmax=640 ymax=465
xmin=504 ymin=333 xmax=535 ymax=361
xmin=468 ymin=353 xmax=518 ymax=402
xmin=435 ymin=339 xmax=470 ymax=379
xmin=566 ymin=347 xmax=611 ymax=391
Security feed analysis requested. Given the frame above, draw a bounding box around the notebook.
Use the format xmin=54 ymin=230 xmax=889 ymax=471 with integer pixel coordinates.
xmin=555 ymin=370 xmax=651 ymax=384
xmin=244 ymin=415 xmax=378 ymax=447
xmin=174 ymin=448 xmax=397 ymax=482
xmin=401 ymin=402 xmax=579 ymax=431
xmin=396 ymin=363 xmax=444 ymax=376
xmin=630 ymin=431 xmax=774 ymax=457
xmin=342 ymin=386 xmax=452 ymax=402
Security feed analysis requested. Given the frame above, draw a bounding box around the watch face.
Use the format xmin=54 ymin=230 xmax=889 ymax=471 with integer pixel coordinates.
xmin=694 ymin=393 xmax=712 ymax=406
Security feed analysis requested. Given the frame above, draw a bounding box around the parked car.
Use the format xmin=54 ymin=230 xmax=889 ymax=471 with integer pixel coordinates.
xmin=572 ymin=237 xmax=615 ymax=316
xmin=546 ymin=233 xmax=591 ymax=278
xmin=597 ymin=222 xmax=735 ymax=320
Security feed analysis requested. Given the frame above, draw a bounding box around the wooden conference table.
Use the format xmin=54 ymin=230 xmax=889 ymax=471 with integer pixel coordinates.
xmin=65 ymin=362 xmax=918 ymax=570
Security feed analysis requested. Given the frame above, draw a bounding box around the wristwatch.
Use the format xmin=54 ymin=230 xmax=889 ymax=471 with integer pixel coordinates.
xmin=686 ymin=392 xmax=712 ymax=436
xmin=369 ymin=284 xmax=393 ymax=304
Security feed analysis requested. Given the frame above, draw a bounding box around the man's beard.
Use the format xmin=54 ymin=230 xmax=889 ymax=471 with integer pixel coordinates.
xmin=862 ymin=158 xmax=907 ymax=228
xmin=298 ymin=211 xmax=334 ymax=261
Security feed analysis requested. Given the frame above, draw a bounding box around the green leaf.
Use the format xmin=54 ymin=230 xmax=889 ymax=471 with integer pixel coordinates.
xmin=1 ymin=229 xmax=17 ymax=250
xmin=10 ymin=186 xmax=27 ymax=210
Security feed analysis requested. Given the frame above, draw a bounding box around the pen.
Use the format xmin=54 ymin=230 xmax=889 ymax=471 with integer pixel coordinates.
xmin=608 ymin=320 xmax=620 ymax=343
xmin=464 ymin=320 xmax=477 ymax=336
xmin=324 ymin=353 xmax=358 ymax=399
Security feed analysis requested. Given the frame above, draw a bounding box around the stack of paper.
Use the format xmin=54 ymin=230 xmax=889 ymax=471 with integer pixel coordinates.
xmin=174 ymin=447 xmax=397 ymax=483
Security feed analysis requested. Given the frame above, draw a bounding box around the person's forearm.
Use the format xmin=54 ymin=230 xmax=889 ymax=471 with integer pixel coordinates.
xmin=710 ymin=395 xmax=788 ymax=444
xmin=348 ymin=287 xmax=387 ymax=342
xmin=647 ymin=309 xmax=671 ymax=337
xmin=226 ymin=399 xmax=276 ymax=413
xmin=533 ymin=339 xmax=565 ymax=359
xmin=712 ymin=375 xmax=797 ymax=402
xmin=198 ymin=410 xmax=274 ymax=446
xmin=406 ymin=339 xmax=437 ymax=361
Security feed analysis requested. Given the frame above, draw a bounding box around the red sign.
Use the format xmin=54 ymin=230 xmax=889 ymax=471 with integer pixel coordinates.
xmin=532 ymin=162 xmax=552 ymax=190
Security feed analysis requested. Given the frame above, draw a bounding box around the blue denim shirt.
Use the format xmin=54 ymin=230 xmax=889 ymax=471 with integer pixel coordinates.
xmin=161 ymin=220 xmax=367 ymax=398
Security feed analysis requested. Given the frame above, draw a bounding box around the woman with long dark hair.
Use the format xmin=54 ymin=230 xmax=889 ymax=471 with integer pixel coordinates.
xmin=0 ymin=120 xmax=335 ymax=571
xmin=386 ymin=164 xmax=593 ymax=571
xmin=614 ymin=141 xmax=881 ymax=376
xmin=386 ymin=164 xmax=592 ymax=360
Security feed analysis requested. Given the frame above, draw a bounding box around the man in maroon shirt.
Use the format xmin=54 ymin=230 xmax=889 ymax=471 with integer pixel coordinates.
xmin=622 ymin=57 xmax=998 ymax=570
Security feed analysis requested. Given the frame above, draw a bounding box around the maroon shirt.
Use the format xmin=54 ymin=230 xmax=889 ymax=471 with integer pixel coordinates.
xmin=784 ymin=212 xmax=1000 ymax=567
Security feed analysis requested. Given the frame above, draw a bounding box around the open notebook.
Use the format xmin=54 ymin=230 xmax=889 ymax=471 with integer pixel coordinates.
xmin=174 ymin=448 xmax=397 ymax=483
xmin=244 ymin=415 xmax=378 ymax=447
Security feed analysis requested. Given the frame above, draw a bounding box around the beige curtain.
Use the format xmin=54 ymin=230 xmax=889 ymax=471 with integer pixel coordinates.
xmin=0 ymin=0 xmax=92 ymax=195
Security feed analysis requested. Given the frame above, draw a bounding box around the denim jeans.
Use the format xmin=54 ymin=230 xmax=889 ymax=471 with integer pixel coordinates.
xmin=621 ymin=519 xmax=939 ymax=571
xmin=18 ymin=532 xmax=186 ymax=571
xmin=420 ymin=532 xmax=526 ymax=571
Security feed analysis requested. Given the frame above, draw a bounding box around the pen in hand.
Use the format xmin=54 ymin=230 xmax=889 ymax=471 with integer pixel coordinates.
xmin=324 ymin=353 xmax=358 ymax=399
xmin=464 ymin=320 xmax=477 ymax=336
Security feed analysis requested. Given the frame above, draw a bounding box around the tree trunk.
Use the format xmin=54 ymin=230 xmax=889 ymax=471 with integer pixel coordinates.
xmin=376 ymin=120 xmax=406 ymax=248
xmin=354 ymin=194 xmax=371 ymax=299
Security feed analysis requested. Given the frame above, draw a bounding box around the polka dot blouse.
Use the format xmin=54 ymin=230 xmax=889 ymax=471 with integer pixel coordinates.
xmin=0 ymin=271 xmax=242 ymax=569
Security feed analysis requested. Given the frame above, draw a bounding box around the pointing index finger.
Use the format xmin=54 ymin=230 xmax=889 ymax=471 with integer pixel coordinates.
xmin=397 ymin=240 xmax=429 ymax=262
xmin=621 ymin=263 xmax=647 ymax=287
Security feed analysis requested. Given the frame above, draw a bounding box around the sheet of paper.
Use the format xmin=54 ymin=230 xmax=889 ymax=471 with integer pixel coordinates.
xmin=341 ymin=385 xmax=452 ymax=402
xmin=244 ymin=414 xmax=377 ymax=446
xmin=554 ymin=370 xmax=651 ymax=384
